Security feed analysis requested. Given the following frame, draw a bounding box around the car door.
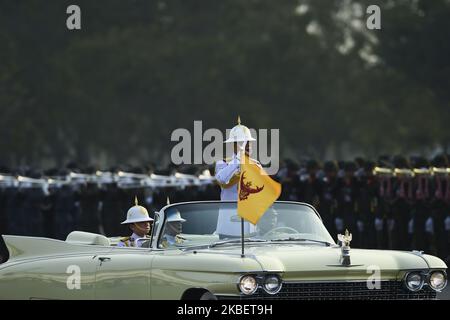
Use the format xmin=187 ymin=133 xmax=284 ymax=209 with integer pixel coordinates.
xmin=0 ymin=253 xmax=100 ymax=300
xmin=94 ymin=247 xmax=153 ymax=299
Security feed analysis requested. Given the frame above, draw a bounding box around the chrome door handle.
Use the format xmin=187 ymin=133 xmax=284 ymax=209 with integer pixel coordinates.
xmin=98 ymin=257 xmax=111 ymax=265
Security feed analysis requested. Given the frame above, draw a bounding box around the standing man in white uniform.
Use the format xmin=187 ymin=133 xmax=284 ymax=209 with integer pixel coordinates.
xmin=214 ymin=117 xmax=259 ymax=239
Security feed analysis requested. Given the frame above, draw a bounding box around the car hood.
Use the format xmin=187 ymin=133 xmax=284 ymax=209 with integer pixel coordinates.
xmin=188 ymin=243 xmax=447 ymax=280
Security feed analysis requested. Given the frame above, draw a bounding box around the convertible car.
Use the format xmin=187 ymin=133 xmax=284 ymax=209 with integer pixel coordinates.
xmin=0 ymin=201 xmax=447 ymax=300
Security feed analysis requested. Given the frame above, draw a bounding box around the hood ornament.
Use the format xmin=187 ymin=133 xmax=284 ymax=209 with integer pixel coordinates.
xmin=337 ymin=229 xmax=352 ymax=266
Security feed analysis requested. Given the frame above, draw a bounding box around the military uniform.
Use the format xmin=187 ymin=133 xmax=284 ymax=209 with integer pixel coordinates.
xmin=160 ymin=234 xmax=186 ymax=248
xmin=215 ymin=155 xmax=258 ymax=238
xmin=391 ymin=167 xmax=414 ymax=250
xmin=215 ymin=154 xmax=241 ymax=201
xmin=215 ymin=118 xmax=260 ymax=238
xmin=117 ymin=232 xmax=150 ymax=247
xmin=117 ymin=197 xmax=153 ymax=247
xmin=160 ymin=210 xmax=187 ymax=248
xmin=318 ymin=162 xmax=339 ymax=240
xmin=355 ymin=162 xmax=379 ymax=249
xmin=335 ymin=162 xmax=359 ymax=246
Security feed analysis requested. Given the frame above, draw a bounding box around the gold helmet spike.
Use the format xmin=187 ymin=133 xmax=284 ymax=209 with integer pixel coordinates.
xmin=134 ymin=196 xmax=138 ymax=206
xmin=167 ymin=197 xmax=170 ymax=205
xmin=224 ymin=116 xmax=256 ymax=143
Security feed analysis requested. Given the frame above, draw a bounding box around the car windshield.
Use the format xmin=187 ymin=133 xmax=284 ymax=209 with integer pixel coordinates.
xmin=157 ymin=202 xmax=335 ymax=249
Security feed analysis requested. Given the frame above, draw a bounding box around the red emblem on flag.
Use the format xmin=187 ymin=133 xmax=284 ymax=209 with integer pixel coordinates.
xmin=239 ymin=171 xmax=264 ymax=201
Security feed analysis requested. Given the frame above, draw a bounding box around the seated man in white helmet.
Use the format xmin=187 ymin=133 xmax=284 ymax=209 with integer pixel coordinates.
xmin=160 ymin=209 xmax=186 ymax=248
xmin=214 ymin=117 xmax=260 ymax=239
xmin=117 ymin=197 xmax=154 ymax=247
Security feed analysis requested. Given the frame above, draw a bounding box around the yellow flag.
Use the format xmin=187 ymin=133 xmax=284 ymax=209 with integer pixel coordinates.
xmin=237 ymin=154 xmax=282 ymax=225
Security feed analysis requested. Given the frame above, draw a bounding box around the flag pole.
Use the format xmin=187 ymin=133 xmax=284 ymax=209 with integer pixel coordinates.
xmin=239 ymin=141 xmax=247 ymax=258
xmin=241 ymin=217 xmax=245 ymax=257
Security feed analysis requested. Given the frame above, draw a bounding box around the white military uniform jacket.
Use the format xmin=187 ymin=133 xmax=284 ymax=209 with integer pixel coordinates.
xmin=214 ymin=154 xmax=259 ymax=237
xmin=117 ymin=232 xmax=148 ymax=247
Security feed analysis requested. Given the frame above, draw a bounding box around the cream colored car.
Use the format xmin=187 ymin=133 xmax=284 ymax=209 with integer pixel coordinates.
xmin=0 ymin=201 xmax=447 ymax=299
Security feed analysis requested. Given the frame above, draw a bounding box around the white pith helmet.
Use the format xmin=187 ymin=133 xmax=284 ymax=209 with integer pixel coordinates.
xmin=121 ymin=196 xmax=154 ymax=224
xmin=224 ymin=116 xmax=256 ymax=143
xmin=166 ymin=210 xmax=186 ymax=223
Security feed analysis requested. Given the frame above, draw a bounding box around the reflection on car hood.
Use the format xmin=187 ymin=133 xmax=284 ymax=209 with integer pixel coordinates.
xmin=190 ymin=244 xmax=446 ymax=280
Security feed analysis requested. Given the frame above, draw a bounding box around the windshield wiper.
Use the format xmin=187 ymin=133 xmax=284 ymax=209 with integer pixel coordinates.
xmin=270 ymin=237 xmax=331 ymax=246
xmin=209 ymin=238 xmax=267 ymax=248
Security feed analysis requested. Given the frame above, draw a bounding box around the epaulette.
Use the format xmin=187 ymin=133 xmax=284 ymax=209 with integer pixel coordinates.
xmin=120 ymin=236 xmax=130 ymax=241
xmin=160 ymin=238 xmax=168 ymax=248
xmin=175 ymin=236 xmax=184 ymax=244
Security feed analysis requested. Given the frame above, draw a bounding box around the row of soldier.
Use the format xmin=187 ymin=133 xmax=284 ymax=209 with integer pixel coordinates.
xmin=277 ymin=155 xmax=450 ymax=263
xmin=0 ymin=154 xmax=449 ymax=263
xmin=0 ymin=164 xmax=218 ymax=240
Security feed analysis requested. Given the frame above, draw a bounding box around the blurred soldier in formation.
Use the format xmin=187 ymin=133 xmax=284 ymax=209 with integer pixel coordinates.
xmin=373 ymin=161 xmax=394 ymax=249
xmin=277 ymin=159 xmax=301 ymax=201
xmin=317 ymin=161 xmax=339 ymax=240
xmin=391 ymin=156 xmax=414 ymax=250
xmin=201 ymin=166 xmax=221 ymax=201
xmin=52 ymin=169 xmax=79 ymax=240
xmin=411 ymin=157 xmax=431 ymax=252
xmin=336 ymin=162 xmax=359 ymax=246
xmin=355 ymin=160 xmax=378 ymax=248
xmin=40 ymin=168 xmax=59 ymax=238
xmin=78 ymin=167 xmax=101 ymax=234
xmin=430 ymin=154 xmax=450 ymax=260
xmin=99 ymin=167 xmax=127 ymax=237
xmin=12 ymin=169 xmax=47 ymax=237
xmin=0 ymin=166 xmax=12 ymax=236
xmin=298 ymin=160 xmax=321 ymax=209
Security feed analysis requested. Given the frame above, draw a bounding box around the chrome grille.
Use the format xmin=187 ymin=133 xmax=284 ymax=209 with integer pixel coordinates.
xmin=219 ymin=281 xmax=437 ymax=300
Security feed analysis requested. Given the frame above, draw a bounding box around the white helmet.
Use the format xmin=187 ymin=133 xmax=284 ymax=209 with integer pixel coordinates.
xmin=224 ymin=116 xmax=256 ymax=143
xmin=121 ymin=197 xmax=154 ymax=224
xmin=166 ymin=210 xmax=186 ymax=223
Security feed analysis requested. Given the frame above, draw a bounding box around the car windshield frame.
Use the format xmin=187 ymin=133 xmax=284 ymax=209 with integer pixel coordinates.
xmin=151 ymin=200 xmax=336 ymax=249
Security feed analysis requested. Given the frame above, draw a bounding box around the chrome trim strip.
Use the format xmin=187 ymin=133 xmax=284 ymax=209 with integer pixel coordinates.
xmin=282 ymin=279 xmax=394 ymax=284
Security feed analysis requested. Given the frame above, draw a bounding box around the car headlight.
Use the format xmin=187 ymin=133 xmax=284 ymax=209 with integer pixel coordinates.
xmin=428 ymin=271 xmax=447 ymax=292
xmin=263 ymin=275 xmax=282 ymax=294
xmin=239 ymin=275 xmax=258 ymax=295
xmin=404 ymin=272 xmax=424 ymax=292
